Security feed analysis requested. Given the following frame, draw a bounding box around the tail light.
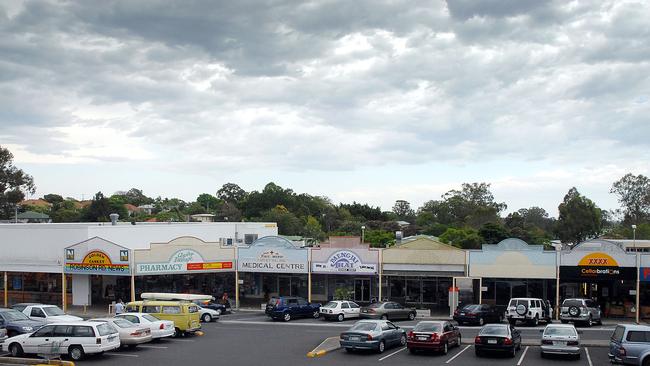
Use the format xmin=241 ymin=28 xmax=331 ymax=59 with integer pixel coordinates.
xmin=619 ymin=347 xmax=626 ymax=357
xmin=275 ymin=299 xmax=281 ymax=306
xmin=368 ymin=309 xmax=376 ymax=313
xmin=407 ymin=331 xmax=414 ymax=340
xmin=159 ymin=323 xmax=165 ymax=330
xmin=468 ymin=313 xmax=477 ymax=316
xmin=130 ymin=331 xmax=142 ymax=336
xmin=454 ymin=309 xmax=459 ymax=316
xmin=431 ymin=333 xmax=439 ymax=342
xmin=474 ymin=336 xmax=482 ymax=344
xmin=367 ymin=334 xmax=373 ymax=341
xmin=567 ymin=341 xmax=579 ymax=346
xmin=504 ymin=338 xmax=513 ymax=345
xmin=96 ymin=338 xmax=102 ymax=344
xmin=541 ymin=340 xmax=553 ymax=345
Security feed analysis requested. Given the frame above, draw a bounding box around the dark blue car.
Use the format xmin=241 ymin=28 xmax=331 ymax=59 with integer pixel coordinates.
xmin=265 ymin=297 xmax=321 ymax=322
xmin=0 ymin=308 xmax=46 ymax=337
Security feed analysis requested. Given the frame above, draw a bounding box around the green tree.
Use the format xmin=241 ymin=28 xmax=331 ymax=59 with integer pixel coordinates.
xmin=479 ymin=222 xmax=510 ymax=244
xmin=84 ymin=192 xmax=111 ymax=222
xmin=610 ymin=173 xmax=650 ymax=224
xmin=439 ymin=227 xmax=482 ymax=249
xmin=0 ymin=146 xmax=35 ymax=219
xmin=392 ymin=200 xmax=415 ymax=221
xmin=196 ymin=193 xmax=220 ymax=211
xmin=260 ymin=205 xmax=303 ymax=235
xmin=217 ymin=183 xmax=247 ymax=205
xmin=555 ymin=187 xmax=602 ymax=246
xmin=303 ymin=215 xmax=325 ymax=241
xmin=364 ymin=229 xmax=395 ymax=248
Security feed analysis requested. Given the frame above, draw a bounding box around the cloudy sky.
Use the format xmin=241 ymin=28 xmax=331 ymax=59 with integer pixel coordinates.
xmin=1 ymin=0 xmax=649 ymax=216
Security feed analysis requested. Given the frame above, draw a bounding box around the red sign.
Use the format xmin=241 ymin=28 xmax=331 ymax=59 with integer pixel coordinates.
xmin=187 ymin=262 xmax=233 ymax=271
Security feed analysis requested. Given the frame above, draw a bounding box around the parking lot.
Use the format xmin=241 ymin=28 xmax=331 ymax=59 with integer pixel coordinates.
xmin=0 ymin=311 xmax=616 ymax=366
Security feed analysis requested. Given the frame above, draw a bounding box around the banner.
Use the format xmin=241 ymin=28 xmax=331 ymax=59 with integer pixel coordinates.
xmin=312 ymin=250 xmax=377 ymax=274
xmin=65 ymin=250 xmax=130 ymax=275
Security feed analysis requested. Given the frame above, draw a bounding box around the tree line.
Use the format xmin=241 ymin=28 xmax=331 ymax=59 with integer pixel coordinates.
xmin=1 ymin=145 xmax=648 ymax=248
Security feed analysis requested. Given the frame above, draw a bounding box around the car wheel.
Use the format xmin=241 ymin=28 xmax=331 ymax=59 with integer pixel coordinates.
xmin=479 ymin=317 xmax=485 ymax=326
xmin=457 ymin=335 xmax=462 ymax=347
xmin=313 ymin=311 xmax=320 ymax=319
xmin=510 ymin=346 xmax=516 ymax=358
xmin=586 ymin=315 xmax=593 ymax=327
xmin=575 ymin=353 xmax=581 ymax=360
xmin=540 ymin=351 xmax=545 ymax=358
xmin=202 ymin=313 xmax=212 ymax=323
xmin=215 ymin=309 xmax=222 ymax=316
xmin=377 ymin=340 xmax=386 ymax=353
xmin=532 ymin=316 xmax=539 ymax=327
xmin=442 ymin=342 xmax=448 ymax=355
xmin=409 ymin=348 xmax=417 ymax=354
xmin=283 ymin=313 xmax=291 ymax=322
xmin=68 ymin=345 xmax=85 ymax=361
xmin=337 ymin=313 xmax=344 ymax=322
xmin=380 ymin=314 xmax=388 ymax=320
xmin=345 ymin=348 xmax=353 ymax=353
xmin=408 ymin=312 xmax=415 ymax=321
xmin=400 ymin=335 xmax=407 ymax=346
xmin=475 ymin=349 xmax=482 ymax=357
xmin=127 ymin=344 xmax=137 ymax=350
xmin=9 ymin=343 xmax=23 ymax=357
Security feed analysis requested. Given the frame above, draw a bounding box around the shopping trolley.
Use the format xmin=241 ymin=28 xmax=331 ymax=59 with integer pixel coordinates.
xmin=37 ymin=340 xmax=64 ymax=362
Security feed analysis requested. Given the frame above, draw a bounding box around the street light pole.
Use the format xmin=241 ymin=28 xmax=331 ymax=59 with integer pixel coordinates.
xmin=361 ymin=225 xmax=366 ymax=244
xmin=632 ymin=224 xmax=637 ymax=251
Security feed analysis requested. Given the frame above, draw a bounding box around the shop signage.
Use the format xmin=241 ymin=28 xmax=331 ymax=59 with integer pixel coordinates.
xmin=640 ymin=268 xmax=650 ymax=282
xmin=65 ymin=250 xmax=130 ymax=274
xmin=312 ymin=250 xmax=377 ymax=274
xmin=136 ymin=249 xmax=233 ymax=274
xmin=560 ymin=252 xmax=636 ymax=281
xmin=238 ymin=248 xmax=308 ymax=273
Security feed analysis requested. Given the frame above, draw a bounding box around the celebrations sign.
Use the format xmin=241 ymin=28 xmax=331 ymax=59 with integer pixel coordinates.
xmin=65 ymin=250 xmax=130 ymax=275
xmin=136 ymin=249 xmax=233 ymax=274
xmin=561 ymin=252 xmax=635 ymax=280
xmin=312 ymin=250 xmax=377 ymax=274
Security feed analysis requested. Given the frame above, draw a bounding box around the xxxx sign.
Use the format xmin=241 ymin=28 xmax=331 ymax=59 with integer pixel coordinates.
xmin=578 ymin=253 xmax=618 ymax=267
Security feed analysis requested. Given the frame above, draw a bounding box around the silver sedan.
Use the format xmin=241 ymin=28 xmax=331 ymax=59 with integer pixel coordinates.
xmin=540 ymin=324 xmax=581 ymax=359
xmin=89 ymin=318 xmax=152 ymax=349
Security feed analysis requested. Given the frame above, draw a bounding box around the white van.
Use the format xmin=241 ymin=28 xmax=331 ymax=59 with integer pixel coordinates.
xmin=506 ymin=298 xmax=553 ymax=326
xmin=3 ymin=321 xmax=120 ymax=361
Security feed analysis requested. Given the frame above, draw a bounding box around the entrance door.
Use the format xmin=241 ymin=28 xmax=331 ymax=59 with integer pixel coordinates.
xmin=354 ymin=279 xmax=370 ymax=303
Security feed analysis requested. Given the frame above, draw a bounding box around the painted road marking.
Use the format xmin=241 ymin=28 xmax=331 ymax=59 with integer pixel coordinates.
xmin=171 ymin=339 xmax=195 ymax=342
xmin=517 ymin=346 xmax=529 ymax=366
xmin=138 ymin=345 xmax=168 ymax=349
xmin=585 ymin=347 xmax=593 ymax=366
xmin=378 ymin=347 xmax=405 ymax=361
xmin=446 ymin=345 xmax=471 ymax=363
xmin=105 ymin=352 xmax=139 ymax=357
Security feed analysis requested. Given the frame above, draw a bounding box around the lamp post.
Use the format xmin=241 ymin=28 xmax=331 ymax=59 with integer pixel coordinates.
xmin=632 ymin=224 xmax=637 ymax=251
xmin=361 ymin=225 xmax=366 ymax=244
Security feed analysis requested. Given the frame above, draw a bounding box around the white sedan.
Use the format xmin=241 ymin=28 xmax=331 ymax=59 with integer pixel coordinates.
xmin=198 ymin=306 xmax=219 ymax=322
xmin=115 ymin=313 xmax=175 ymax=339
xmin=319 ymin=300 xmax=361 ymax=321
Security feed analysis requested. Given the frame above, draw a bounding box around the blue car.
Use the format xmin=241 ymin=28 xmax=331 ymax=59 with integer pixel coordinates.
xmin=0 ymin=308 xmax=46 ymax=337
xmin=265 ymin=297 xmax=321 ymax=322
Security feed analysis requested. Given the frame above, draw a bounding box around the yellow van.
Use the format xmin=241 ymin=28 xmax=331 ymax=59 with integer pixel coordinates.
xmin=126 ymin=300 xmax=201 ymax=336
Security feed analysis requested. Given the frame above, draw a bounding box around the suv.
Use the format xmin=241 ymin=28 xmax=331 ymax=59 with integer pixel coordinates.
xmin=609 ymin=324 xmax=650 ymax=365
xmin=506 ymin=298 xmax=552 ymax=326
xmin=265 ymin=296 xmax=321 ymax=322
xmin=560 ymin=298 xmax=602 ymax=327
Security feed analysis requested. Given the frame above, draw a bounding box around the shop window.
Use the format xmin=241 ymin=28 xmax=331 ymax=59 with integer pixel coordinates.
xmin=495 ymin=282 xmax=511 ymax=306
xmin=311 ymin=275 xmax=326 ymax=296
xmin=389 ymin=278 xmax=405 ymax=298
xmin=512 ymin=281 xmax=527 ymax=298
xmin=406 ymin=278 xmax=421 ymax=303
xmin=422 ymin=280 xmax=437 ymax=304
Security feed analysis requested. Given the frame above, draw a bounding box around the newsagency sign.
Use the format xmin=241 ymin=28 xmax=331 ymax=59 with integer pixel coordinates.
xmin=312 ymin=249 xmax=378 ymax=274
xmin=136 ymin=249 xmax=233 ymax=275
xmin=65 ymin=250 xmax=130 ymax=275
xmin=237 ymin=247 xmax=308 ymax=273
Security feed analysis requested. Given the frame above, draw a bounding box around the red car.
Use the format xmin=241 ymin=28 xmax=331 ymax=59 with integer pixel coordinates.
xmin=407 ymin=321 xmax=462 ymax=355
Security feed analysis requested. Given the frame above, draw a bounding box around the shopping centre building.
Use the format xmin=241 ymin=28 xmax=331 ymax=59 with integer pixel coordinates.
xmin=1 ymin=223 xmax=649 ymax=321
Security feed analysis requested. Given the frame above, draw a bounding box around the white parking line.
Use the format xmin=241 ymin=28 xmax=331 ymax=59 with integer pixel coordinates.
xmin=105 ymin=352 xmax=139 ymax=357
xmin=517 ymin=346 xmax=529 ymax=366
xmin=378 ymin=347 xmax=406 ymax=361
xmin=171 ymin=339 xmax=195 ymax=342
xmin=138 ymin=345 xmax=168 ymax=349
xmin=446 ymin=345 xmax=471 ymax=363
xmin=585 ymin=347 xmax=593 ymax=366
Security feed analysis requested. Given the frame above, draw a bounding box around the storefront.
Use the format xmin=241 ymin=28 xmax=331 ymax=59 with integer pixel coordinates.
xmin=560 ymin=240 xmax=638 ymax=318
xmin=310 ymin=245 xmax=379 ymax=304
xmin=640 ymin=255 xmax=650 ymax=319
xmin=470 ymin=238 xmax=557 ymax=311
xmin=134 ymin=236 xmax=235 ymax=302
xmin=381 ymin=236 xmax=466 ymax=312
xmin=64 ymin=237 xmax=131 ymax=306
xmin=237 ymin=236 xmax=309 ymax=307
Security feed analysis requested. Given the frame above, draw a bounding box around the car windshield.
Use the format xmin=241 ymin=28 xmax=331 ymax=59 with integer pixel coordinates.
xmin=462 ymin=305 xmax=481 ymax=312
xmin=323 ymin=302 xmax=338 ymax=309
xmin=1 ymin=310 xmax=29 ymax=321
xmin=114 ymin=319 xmax=135 ymax=328
xmin=367 ymin=303 xmax=382 ymax=309
xmin=545 ymin=327 xmax=577 ymax=337
xmin=479 ymin=326 xmax=508 ymax=336
xmin=350 ymin=322 xmax=377 ymax=332
xmin=563 ymin=300 xmax=583 ymax=307
xmin=414 ymin=323 xmax=442 ymax=332
xmin=43 ymin=307 xmax=65 ymax=316
xmin=97 ymin=323 xmax=117 ymax=336
xmin=143 ymin=314 xmax=159 ymax=322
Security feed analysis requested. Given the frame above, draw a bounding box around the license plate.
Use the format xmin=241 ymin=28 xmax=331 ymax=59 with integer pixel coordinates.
xmin=488 ymin=339 xmax=497 ymax=344
xmin=350 ymin=336 xmax=360 ymax=341
xmin=460 ymin=313 xmax=465 ymax=316
xmin=417 ymin=336 xmax=428 ymax=341
xmin=553 ymin=341 xmax=567 ymax=346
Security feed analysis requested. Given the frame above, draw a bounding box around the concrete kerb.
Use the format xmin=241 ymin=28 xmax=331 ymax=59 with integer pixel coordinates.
xmin=0 ymin=357 xmax=75 ymax=365
xmin=307 ymin=336 xmax=341 ymax=358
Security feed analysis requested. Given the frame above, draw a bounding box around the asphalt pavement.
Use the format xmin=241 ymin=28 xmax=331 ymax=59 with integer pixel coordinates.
xmin=0 ymin=311 xmax=621 ymax=366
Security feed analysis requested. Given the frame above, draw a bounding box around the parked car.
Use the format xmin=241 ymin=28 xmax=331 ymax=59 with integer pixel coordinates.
xmin=88 ymin=318 xmax=152 ymax=349
xmin=560 ymin=298 xmax=602 ymax=327
xmin=505 ymin=298 xmax=552 ymax=326
xmin=197 ymin=305 xmax=220 ymax=322
xmin=16 ymin=304 xmax=83 ymax=324
xmin=0 ymin=308 xmax=46 ymax=337
xmin=320 ymin=301 xmax=361 ymax=321
xmin=126 ymin=300 xmax=201 ymax=336
xmin=340 ymin=320 xmax=407 ymax=353
xmin=454 ymin=304 xmax=502 ymax=326
xmin=609 ymin=324 xmax=650 ymax=365
xmin=115 ymin=313 xmax=175 ymax=339
xmin=265 ymin=296 xmax=321 ymax=322
xmin=1 ymin=321 xmax=120 ymax=361
xmin=407 ymin=321 xmax=461 ymax=355
xmin=192 ymin=299 xmax=231 ymax=316
xmin=540 ymin=323 xmax=581 ymax=359
xmin=0 ymin=327 xmax=6 ymax=344
xmin=10 ymin=303 xmax=39 ymax=313
xmin=360 ymin=302 xmax=416 ymax=321
xmin=474 ymin=324 xmax=522 ymax=357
